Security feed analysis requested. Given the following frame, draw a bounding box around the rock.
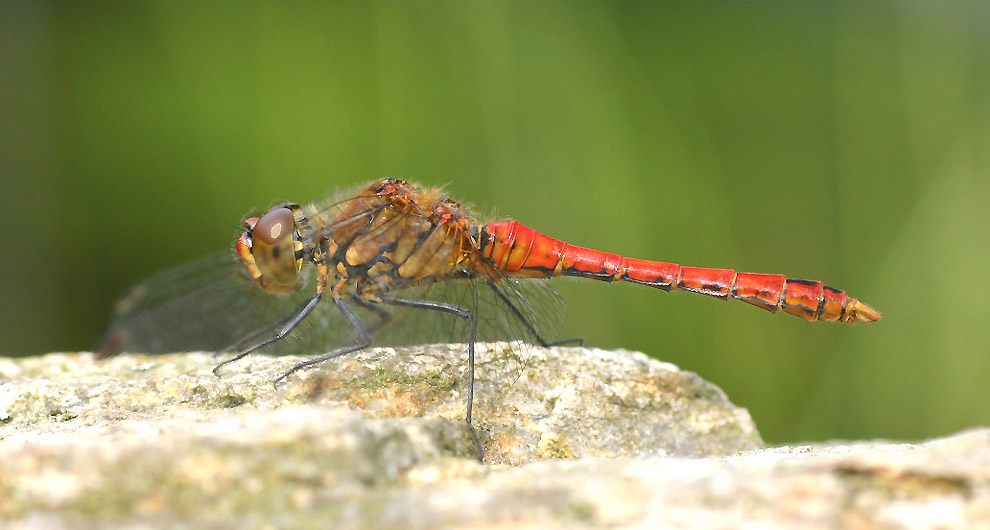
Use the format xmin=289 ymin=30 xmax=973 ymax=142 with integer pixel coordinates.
xmin=1 ymin=348 xmax=986 ymax=528
xmin=0 ymin=345 xmax=762 ymax=464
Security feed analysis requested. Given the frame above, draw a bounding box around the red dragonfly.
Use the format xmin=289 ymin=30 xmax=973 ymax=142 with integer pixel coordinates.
xmin=98 ymin=178 xmax=881 ymax=460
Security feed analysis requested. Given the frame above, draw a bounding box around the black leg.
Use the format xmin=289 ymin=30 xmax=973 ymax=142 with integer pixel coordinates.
xmin=488 ymin=283 xmax=585 ymax=347
xmin=271 ymin=296 xmax=372 ymax=386
xmin=213 ymin=292 xmax=323 ymax=375
xmin=380 ymin=295 xmax=484 ymax=462
xmin=350 ymin=297 xmax=393 ymax=337
xmin=543 ymin=336 xmax=585 ymax=347
xmin=213 ymin=306 xmax=301 ymax=363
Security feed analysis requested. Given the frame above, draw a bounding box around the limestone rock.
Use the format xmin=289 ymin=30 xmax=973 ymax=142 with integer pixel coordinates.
xmin=0 ymin=345 xmax=762 ymax=465
xmin=2 ymin=348 xmax=984 ymax=528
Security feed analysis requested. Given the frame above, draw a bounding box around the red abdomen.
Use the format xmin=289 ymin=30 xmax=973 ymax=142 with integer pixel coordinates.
xmin=479 ymin=220 xmax=880 ymax=324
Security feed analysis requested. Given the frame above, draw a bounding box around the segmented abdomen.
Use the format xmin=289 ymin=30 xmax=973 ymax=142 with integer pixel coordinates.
xmin=479 ymin=220 xmax=881 ymax=324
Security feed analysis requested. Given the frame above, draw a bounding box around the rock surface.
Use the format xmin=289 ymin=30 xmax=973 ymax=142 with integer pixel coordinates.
xmin=1 ymin=348 xmax=987 ymax=528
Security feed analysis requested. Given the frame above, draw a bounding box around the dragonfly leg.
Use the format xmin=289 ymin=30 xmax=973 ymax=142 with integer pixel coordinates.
xmin=212 ymin=292 xmax=323 ymax=375
xmin=380 ymin=295 xmax=483 ymax=463
xmin=212 ymin=310 xmax=298 ymax=363
xmin=350 ymin=297 xmax=393 ymax=337
xmin=543 ymin=336 xmax=585 ymax=347
xmin=487 ymin=283 xmax=585 ymax=348
xmin=271 ymin=296 xmax=372 ymax=386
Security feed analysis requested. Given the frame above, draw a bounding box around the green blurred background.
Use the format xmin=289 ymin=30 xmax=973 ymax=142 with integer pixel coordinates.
xmin=2 ymin=1 xmax=988 ymax=445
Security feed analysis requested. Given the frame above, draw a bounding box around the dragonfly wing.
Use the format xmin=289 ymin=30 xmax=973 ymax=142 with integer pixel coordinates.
xmin=97 ymin=253 xmax=332 ymax=356
xmin=98 ymin=253 xmax=568 ymax=375
xmin=367 ymin=276 xmax=567 ymax=348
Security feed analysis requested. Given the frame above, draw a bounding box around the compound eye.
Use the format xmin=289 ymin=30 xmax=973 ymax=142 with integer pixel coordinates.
xmin=250 ymin=207 xmax=302 ymax=286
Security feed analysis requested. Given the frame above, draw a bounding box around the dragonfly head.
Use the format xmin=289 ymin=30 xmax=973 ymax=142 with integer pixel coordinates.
xmin=236 ymin=205 xmax=305 ymax=294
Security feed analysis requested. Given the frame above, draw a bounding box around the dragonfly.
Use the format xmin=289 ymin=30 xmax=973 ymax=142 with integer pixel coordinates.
xmin=97 ymin=178 xmax=881 ymax=461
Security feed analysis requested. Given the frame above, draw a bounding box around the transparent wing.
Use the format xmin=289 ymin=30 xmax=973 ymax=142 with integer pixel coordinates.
xmin=97 ymin=253 xmax=324 ymax=355
xmin=355 ymin=274 xmax=569 ymax=393
xmin=368 ymin=276 xmax=566 ymax=348
xmin=99 ymin=255 xmax=568 ymax=359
